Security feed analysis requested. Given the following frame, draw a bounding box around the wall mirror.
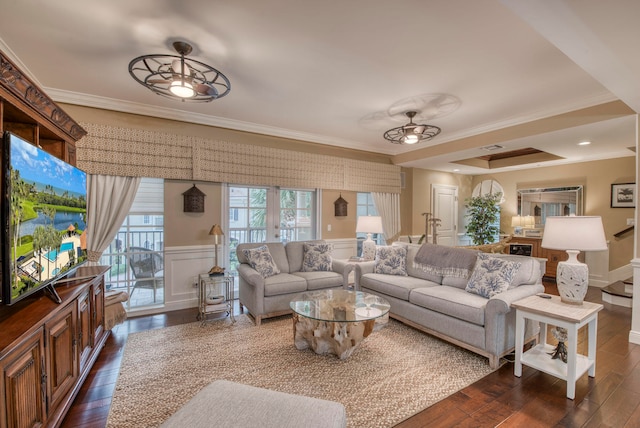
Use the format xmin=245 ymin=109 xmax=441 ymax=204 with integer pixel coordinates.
xmin=517 ymin=186 xmax=583 ymax=227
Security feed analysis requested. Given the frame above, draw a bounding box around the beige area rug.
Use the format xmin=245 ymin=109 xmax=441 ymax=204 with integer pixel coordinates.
xmin=107 ymin=315 xmax=495 ymax=428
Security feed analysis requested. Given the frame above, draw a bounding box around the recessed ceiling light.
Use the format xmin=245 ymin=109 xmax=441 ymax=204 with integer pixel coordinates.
xmin=453 ymin=169 xmax=460 ymax=172
xmin=578 ymin=141 xmax=591 ymax=146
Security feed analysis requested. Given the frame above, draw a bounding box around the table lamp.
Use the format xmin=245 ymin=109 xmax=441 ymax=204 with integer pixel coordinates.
xmin=511 ymin=215 xmax=523 ymax=236
xmin=208 ymin=224 xmax=225 ymax=275
xmin=541 ymin=216 xmax=607 ymax=305
xmin=356 ymin=216 xmax=384 ymax=260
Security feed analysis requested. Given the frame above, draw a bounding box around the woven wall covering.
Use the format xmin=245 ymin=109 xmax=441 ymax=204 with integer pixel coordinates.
xmin=77 ymin=123 xmax=401 ymax=193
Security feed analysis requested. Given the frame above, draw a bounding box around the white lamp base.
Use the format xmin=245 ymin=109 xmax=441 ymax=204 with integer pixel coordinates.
xmin=556 ymin=250 xmax=588 ymax=305
xmin=361 ymin=233 xmax=376 ymax=261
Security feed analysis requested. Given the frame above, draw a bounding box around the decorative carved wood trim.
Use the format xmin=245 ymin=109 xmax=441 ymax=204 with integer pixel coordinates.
xmin=0 ymin=50 xmax=86 ymax=141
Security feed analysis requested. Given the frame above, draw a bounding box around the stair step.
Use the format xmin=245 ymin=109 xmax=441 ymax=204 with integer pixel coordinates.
xmin=602 ymin=281 xmax=633 ymax=298
xmin=602 ymin=280 xmax=632 ymax=308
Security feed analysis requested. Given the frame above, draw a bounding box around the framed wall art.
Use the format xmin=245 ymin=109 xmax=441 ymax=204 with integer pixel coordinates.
xmin=611 ymin=183 xmax=636 ymax=208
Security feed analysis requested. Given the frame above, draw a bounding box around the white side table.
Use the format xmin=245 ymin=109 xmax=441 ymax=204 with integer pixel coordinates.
xmin=513 ymin=294 xmax=603 ymax=399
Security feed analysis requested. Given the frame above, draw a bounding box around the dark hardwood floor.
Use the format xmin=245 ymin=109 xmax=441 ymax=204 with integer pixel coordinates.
xmin=62 ymin=281 xmax=639 ymax=428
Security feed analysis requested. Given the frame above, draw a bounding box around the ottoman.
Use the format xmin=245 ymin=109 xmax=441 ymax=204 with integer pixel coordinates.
xmin=160 ymin=380 xmax=347 ymax=428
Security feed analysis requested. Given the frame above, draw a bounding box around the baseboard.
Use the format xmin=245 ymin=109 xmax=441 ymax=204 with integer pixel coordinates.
xmin=629 ymin=330 xmax=640 ymax=345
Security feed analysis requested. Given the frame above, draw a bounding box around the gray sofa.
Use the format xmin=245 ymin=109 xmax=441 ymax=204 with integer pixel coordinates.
xmin=237 ymin=240 xmax=349 ymax=325
xmin=355 ymin=243 xmax=545 ymax=368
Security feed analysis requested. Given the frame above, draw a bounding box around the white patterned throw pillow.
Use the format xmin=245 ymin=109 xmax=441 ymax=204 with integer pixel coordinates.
xmin=302 ymin=243 xmax=333 ymax=272
xmin=465 ymin=253 xmax=521 ymax=298
xmin=374 ymin=246 xmax=408 ymax=276
xmin=243 ymin=245 xmax=281 ymax=278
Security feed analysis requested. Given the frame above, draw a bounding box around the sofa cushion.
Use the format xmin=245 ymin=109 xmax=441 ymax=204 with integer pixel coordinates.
xmin=238 ymin=242 xmax=290 ymax=273
xmin=242 ymin=245 xmax=282 ymax=278
xmin=302 ymin=242 xmax=333 ymax=272
xmin=264 ymin=273 xmax=307 ymax=296
xmin=374 ymin=246 xmax=408 ymax=276
xmin=284 ymin=240 xmax=322 ymax=272
xmin=465 ymin=253 xmax=521 ymax=298
xmin=360 ymin=273 xmax=437 ymax=301
xmin=292 ymin=271 xmax=343 ymax=290
xmin=409 ymin=286 xmax=487 ymax=326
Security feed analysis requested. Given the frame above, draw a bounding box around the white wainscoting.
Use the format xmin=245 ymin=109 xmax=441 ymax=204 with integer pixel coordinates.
xmin=326 ymin=238 xmax=358 ymax=259
xmin=162 ymin=244 xmax=217 ymax=312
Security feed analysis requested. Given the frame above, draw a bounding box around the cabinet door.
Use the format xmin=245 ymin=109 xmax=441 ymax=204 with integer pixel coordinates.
xmin=92 ymin=280 xmax=105 ymax=347
xmin=45 ymin=302 xmax=78 ymax=413
xmin=77 ymin=290 xmax=93 ymax=374
xmin=0 ymin=329 xmax=46 ymax=428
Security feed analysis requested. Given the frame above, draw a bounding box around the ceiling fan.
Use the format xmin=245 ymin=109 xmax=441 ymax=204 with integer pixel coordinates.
xmin=128 ymin=41 xmax=231 ymax=102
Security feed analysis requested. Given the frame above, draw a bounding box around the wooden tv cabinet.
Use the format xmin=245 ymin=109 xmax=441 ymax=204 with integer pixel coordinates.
xmin=0 ymin=266 xmax=109 ymax=428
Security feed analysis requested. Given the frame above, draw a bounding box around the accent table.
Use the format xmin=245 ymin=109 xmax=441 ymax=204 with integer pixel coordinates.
xmin=198 ymin=273 xmax=235 ymax=325
xmin=512 ymin=294 xmax=603 ymax=399
xmin=290 ymin=289 xmax=390 ymax=359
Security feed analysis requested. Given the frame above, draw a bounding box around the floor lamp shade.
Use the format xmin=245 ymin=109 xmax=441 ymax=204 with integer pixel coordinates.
xmin=356 ymin=216 xmax=384 ymax=260
xmin=541 ymin=216 xmax=607 ymax=304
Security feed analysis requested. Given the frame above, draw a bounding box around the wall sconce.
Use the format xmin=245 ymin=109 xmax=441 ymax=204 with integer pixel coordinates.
xmin=183 ymin=184 xmax=206 ymax=212
xmin=334 ymin=193 xmax=348 ymax=217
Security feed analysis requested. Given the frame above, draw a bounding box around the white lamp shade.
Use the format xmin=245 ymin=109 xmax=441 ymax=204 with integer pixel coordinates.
xmin=523 ymin=215 xmax=535 ymax=227
xmin=356 ymin=216 xmax=384 ymax=234
xmin=541 ymin=216 xmax=607 ymax=251
xmin=511 ymin=215 xmax=522 ymax=227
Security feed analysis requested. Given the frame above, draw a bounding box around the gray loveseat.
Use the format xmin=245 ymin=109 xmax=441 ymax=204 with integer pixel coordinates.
xmin=355 ymin=243 xmax=545 ymax=368
xmin=237 ymin=240 xmax=349 ymax=325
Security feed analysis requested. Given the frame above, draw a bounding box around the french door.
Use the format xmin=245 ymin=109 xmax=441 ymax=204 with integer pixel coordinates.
xmin=226 ymin=185 xmax=317 ymax=274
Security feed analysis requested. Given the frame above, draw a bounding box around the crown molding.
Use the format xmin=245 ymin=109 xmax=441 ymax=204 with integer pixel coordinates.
xmin=44 ymin=88 xmax=383 ymax=153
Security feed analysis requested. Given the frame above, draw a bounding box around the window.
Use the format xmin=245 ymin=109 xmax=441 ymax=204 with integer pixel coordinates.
xmin=227 ymin=186 xmax=317 ymax=275
xmin=100 ymin=178 xmax=164 ymax=310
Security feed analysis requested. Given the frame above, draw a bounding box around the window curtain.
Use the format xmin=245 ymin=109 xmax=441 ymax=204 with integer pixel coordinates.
xmin=86 ymin=174 xmax=141 ymax=264
xmin=372 ymin=192 xmax=401 ymax=244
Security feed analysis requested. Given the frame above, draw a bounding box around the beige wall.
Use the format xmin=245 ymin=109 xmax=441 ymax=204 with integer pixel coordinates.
xmin=472 ymin=156 xmax=636 ymax=270
xmin=321 ymin=190 xmax=358 ymax=240
xmin=164 ymin=180 xmax=222 ymax=247
xmin=409 ymin=168 xmax=474 ymax=236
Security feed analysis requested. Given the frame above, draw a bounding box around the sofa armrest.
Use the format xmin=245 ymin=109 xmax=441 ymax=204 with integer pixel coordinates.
xmin=355 ymin=261 xmax=375 ymax=278
xmin=486 ymin=283 xmax=545 ymax=315
xmin=331 ymin=259 xmax=351 ymax=287
xmin=237 ymin=264 xmax=265 ymax=289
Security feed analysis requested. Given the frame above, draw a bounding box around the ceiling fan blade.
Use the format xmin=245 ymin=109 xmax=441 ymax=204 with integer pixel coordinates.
xmin=148 ymin=78 xmax=171 ymax=84
xmin=171 ymin=59 xmax=193 ymax=75
xmin=195 ymin=83 xmax=219 ymax=97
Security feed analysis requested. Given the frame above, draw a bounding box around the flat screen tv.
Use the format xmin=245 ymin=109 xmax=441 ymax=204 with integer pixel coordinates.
xmin=1 ymin=132 xmax=88 ymax=305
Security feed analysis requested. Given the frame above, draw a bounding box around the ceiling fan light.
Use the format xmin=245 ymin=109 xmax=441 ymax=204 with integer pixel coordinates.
xmin=169 ymin=80 xmax=195 ymax=97
xmin=403 ymin=134 xmax=419 ymax=144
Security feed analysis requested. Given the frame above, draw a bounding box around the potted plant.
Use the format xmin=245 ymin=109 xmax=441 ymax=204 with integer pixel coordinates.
xmin=464 ymin=193 xmax=502 ymax=245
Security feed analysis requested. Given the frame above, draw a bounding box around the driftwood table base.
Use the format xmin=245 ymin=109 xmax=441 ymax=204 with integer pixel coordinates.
xmin=292 ymin=312 xmax=386 ymax=359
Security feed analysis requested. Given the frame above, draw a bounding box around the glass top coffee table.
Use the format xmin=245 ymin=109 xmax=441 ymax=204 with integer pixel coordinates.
xmin=289 ymin=289 xmax=390 ymax=359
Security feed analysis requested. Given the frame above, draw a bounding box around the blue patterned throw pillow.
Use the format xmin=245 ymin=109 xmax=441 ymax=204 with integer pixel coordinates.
xmin=302 ymin=243 xmax=333 ymax=272
xmin=374 ymin=246 xmax=408 ymax=276
xmin=243 ymin=245 xmax=281 ymax=278
xmin=465 ymin=253 xmax=521 ymax=298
